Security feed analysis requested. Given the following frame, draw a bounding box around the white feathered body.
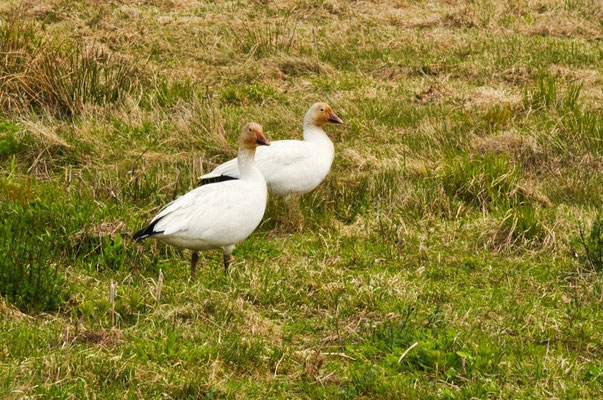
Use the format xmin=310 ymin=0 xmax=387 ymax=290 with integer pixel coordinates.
xmin=149 ymin=154 xmax=267 ymax=251
xmin=202 ymin=127 xmax=334 ymax=196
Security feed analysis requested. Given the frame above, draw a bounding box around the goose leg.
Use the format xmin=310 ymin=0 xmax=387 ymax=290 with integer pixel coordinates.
xmin=223 ymin=245 xmax=235 ymax=274
xmin=191 ymin=251 xmax=199 ymax=279
xmin=223 ymin=255 xmax=231 ymax=273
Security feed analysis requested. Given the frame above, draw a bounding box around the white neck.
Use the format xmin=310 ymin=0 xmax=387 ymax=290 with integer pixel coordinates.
xmin=237 ymin=147 xmax=262 ymax=180
xmin=302 ymin=121 xmax=331 ymax=143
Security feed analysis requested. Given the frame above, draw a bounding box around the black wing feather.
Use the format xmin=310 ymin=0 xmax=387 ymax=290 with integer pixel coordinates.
xmin=198 ymin=175 xmax=238 ymax=186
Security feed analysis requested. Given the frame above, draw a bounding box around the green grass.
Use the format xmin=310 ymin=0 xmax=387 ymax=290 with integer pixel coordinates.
xmin=0 ymin=0 xmax=602 ymax=398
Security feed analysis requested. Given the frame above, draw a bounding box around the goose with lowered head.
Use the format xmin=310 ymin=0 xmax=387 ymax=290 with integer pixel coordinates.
xmin=199 ymin=102 xmax=343 ymax=196
xmin=133 ymin=123 xmax=270 ymax=277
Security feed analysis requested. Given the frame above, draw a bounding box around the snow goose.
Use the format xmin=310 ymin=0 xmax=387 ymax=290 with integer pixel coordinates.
xmin=198 ymin=102 xmax=343 ymax=196
xmin=133 ymin=123 xmax=270 ymax=277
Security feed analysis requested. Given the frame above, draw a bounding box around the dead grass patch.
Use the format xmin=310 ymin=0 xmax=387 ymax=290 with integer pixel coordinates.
xmin=374 ymin=1 xmax=500 ymax=30
xmin=89 ymin=220 xmax=126 ymax=238
xmin=235 ymin=297 xmax=283 ymax=345
xmin=413 ymin=82 xmax=454 ymax=105
xmin=277 ymin=56 xmax=332 ymax=77
xmin=464 ymin=87 xmax=521 ymax=109
xmin=404 ymin=158 xmax=430 ymax=178
xmin=472 ymin=131 xmax=541 ymax=165
xmin=75 ymin=328 xmax=122 ymax=347
xmin=549 ymin=65 xmax=600 ymax=85
xmin=525 ymin=15 xmax=602 ymax=40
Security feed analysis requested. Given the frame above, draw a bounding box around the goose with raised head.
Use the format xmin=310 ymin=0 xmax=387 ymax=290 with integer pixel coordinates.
xmin=133 ymin=123 xmax=270 ymax=277
xmin=199 ymin=102 xmax=343 ymax=196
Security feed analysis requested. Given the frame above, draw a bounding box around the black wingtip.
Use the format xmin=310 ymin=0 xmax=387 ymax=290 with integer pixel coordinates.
xmin=132 ymin=217 xmax=164 ymax=241
xmin=198 ymin=175 xmax=238 ymax=186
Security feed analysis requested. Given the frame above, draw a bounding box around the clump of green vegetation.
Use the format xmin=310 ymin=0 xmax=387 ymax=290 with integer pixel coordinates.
xmin=300 ymin=168 xmax=401 ymax=225
xmin=0 ymin=179 xmax=102 ymax=311
xmin=95 ymin=235 xmax=127 ymax=271
xmin=0 ymin=197 xmax=69 ymax=311
xmin=524 ymin=74 xmax=602 ymax=157
xmin=496 ymin=204 xmax=551 ymax=249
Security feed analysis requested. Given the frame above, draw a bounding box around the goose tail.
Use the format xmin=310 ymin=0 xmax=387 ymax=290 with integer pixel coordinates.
xmin=132 ymin=217 xmax=164 ymax=241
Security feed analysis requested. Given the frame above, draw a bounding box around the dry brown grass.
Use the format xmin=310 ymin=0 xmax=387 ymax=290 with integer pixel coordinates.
xmin=0 ymin=12 xmax=145 ymax=117
xmin=472 ymin=131 xmax=541 ymax=165
xmin=20 ymin=118 xmax=69 ymax=147
xmin=524 ymin=8 xmax=603 ymax=40
xmin=464 ymin=87 xmax=522 ymax=109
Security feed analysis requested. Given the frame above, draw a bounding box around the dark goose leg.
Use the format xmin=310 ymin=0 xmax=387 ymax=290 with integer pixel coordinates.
xmin=191 ymin=251 xmax=199 ymax=279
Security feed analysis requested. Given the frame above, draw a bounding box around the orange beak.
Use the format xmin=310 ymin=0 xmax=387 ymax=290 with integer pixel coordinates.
xmin=328 ymin=111 xmax=343 ymax=124
xmin=256 ymin=132 xmax=270 ymax=146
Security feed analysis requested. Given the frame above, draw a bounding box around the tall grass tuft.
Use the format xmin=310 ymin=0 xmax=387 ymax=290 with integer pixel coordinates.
xmin=441 ymin=154 xmax=528 ymax=212
xmin=495 ymin=204 xmax=553 ymax=250
xmin=524 ymin=75 xmax=602 ymax=156
xmin=0 ymin=12 xmax=144 ymax=117
xmin=230 ymin=16 xmax=297 ymax=58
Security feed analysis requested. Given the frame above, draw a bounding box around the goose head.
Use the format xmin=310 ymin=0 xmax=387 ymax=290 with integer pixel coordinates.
xmin=304 ymin=102 xmax=343 ymax=127
xmin=240 ymin=122 xmax=270 ymax=149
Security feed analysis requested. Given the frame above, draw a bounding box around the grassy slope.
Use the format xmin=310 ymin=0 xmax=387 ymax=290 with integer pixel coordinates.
xmin=0 ymin=0 xmax=602 ymax=398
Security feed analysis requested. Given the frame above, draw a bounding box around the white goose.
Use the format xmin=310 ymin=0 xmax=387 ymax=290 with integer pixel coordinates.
xmin=133 ymin=123 xmax=270 ymax=277
xmin=199 ymin=102 xmax=343 ymax=196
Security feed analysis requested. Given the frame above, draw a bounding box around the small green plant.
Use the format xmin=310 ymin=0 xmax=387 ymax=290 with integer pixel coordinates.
xmin=575 ymin=215 xmax=602 ymax=272
xmin=507 ymin=204 xmax=543 ymax=240
xmin=0 ymin=121 xmax=20 ymax=157
xmin=482 ymin=104 xmax=516 ymax=131
xmin=100 ymin=234 xmax=126 ymax=270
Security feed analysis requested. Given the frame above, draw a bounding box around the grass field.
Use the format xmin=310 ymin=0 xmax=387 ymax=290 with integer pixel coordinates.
xmin=0 ymin=0 xmax=602 ymax=398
